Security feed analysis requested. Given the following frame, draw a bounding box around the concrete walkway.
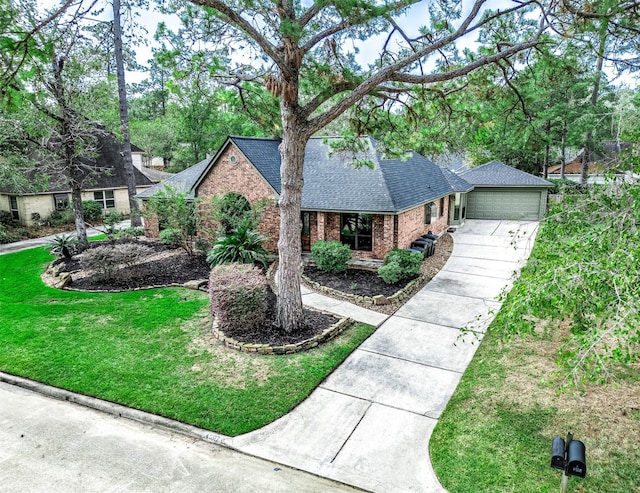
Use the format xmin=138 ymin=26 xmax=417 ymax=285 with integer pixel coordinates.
xmin=0 ymin=219 xmax=539 ymax=492
xmin=229 ymin=219 xmax=540 ymax=492
xmin=0 ymin=221 xmax=130 ymax=255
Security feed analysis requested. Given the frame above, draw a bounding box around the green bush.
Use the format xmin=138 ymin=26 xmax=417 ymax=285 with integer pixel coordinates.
xmin=209 ymin=263 xmax=268 ymax=333
xmin=46 ymin=208 xmax=75 ymax=227
xmin=0 ymin=211 xmax=15 ymax=227
xmin=103 ymin=211 xmax=124 ymax=241
xmin=0 ymin=224 xmax=21 ymax=244
xmin=159 ymin=228 xmax=182 ymax=249
xmin=207 ymin=221 xmax=268 ymax=268
xmin=118 ymin=227 xmax=144 ymax=242
xmin=146 ymin=185 xmax=197 ymax=255
xmin=81 ymin=201 xmax=103 ymax=223
xmin=378 ymin=261 xmax=404 ymax=284
xmin=195 ymin=237 xmax=212 ymax=256
xmin=547 ymin=178 xmax=582 ymax=194
xmin=378 ymin=248 xmax=422 ymax=284
xmin=311 ymin=240 xmax=352 ymax=273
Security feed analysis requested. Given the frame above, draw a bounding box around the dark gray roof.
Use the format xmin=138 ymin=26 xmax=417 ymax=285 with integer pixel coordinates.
xmin=460 ymin=161 xmax=553 ymax=187
xmin=441 ymin=167 xmax=474 ymax=193
xmin=433 ymin=152 xmax=469 ymax=173
xmin=138 ymin=136 xmax=467 ymax=213
xmin=0 ymin=133 xmax=153 ymax=194
xmin=136 ymin=157 xmax=211 ymax=199
xmin=302 ymin=138 xmax=457 ymax=213
xmin=232 ymin=137 xmax=282 ymax=193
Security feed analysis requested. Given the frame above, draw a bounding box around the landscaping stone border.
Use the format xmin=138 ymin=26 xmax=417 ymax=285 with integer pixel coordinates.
xmin=42 ymin=262 xmax=209 ymax=293
xmin=211 ymin=315 xmax=354 ymax=355
xmin=301 ymin=271 xmax=425 ymax=307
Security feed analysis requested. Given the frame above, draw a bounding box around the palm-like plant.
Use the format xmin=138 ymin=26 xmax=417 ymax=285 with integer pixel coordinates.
xmin=47 ymin=234 xmax=78 ymax=259
xmin=206 ymin=221 xmax=268 ymax=269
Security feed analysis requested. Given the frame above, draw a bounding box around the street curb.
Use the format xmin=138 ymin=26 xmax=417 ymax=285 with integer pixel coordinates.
xmin=0 ymin=371 xmax=371 ymax=492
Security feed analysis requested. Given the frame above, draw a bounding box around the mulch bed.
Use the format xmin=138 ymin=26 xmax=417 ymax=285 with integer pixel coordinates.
xmin=53 ymin=240 xmax=340 ymax=347
xmin=303 ymin=266 xmax=417 ymax=297
xmin=217 ymin=290 xmax=340 ymax=346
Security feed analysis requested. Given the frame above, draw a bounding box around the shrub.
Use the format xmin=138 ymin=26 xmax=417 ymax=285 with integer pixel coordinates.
xmin=207 ymin=221 xmax=268 ymax=269
xmin=378 ymin=261 xmax=404 ymax=284
xmin=159 ymin=228 xmax=183 ymax=249
xmin=82 ymin=201 xmax=103 ymax=223
xmin=311 ymin=240 xmax=352 ymax=273
xmin=103 ymin=210 xmax=124 ymax=241
xmin=81 ymin=243 xmax=153 ymax=282
xmin=118 ymin=226 xmax=144 ymax=242
xmin=0 ymin=210 xmax=15 ymax=227
xmin=46 ymin=208 xmax=75 ymax=227
xmin=146 ymin=185 xmax=197 ymax=255
xmin=0 ymin=224 xmax=21 ymax=244
xmin=47 ymin=234 xmax=78 ymax=259
xmin=195 ymin=237 xmax=212 ymax=256
xmin=209 ymin=263 xmax=268 ymax=333
xmin=378 ymin=248 xmax=423 ymax=284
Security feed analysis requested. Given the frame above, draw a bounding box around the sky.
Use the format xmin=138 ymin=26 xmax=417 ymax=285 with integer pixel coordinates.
xmin=38 ymin=0 xmax=637 ymax=87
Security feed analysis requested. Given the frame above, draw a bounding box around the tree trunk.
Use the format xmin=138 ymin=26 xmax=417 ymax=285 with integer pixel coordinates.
xmin=544 ymin=120 xmax=551 ymax=179
xmin=582 ymin=19 xmax=608 ymax=186
xmin=276 ymin=106 xmax=307 ymax=333
xmin=560 ymin=121 xmax=566 ymax=180
xmin=113 ymin=0 xmax=142 ymax=227
xmin=71 ymin=186 xmax=89 ymax=250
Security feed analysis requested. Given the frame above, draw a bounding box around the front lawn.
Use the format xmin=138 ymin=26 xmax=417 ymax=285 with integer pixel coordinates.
xmin=430 ymin=204 xmax=640 ymax=492
xmin=0 ymin=248 xmax=375 ymax=436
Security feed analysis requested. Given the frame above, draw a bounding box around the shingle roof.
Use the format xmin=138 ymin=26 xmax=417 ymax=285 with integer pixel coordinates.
xmin=0 ymin=133 xmax=153 ymax=194
xmin=460 ymin=160 xmax=553 ymax=187
xmin=136 ymin=157 xmax=211 ymax=199
xmin=441 ymin=167 xmax=474 ymax=193
xmin=138 ymin=136 xmax=471 ymax=213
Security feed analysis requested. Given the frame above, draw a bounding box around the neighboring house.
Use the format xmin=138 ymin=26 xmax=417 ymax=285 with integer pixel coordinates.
xmin=138 ymin=136 xmax=464 ymax=260
xmin=547 ymin=142 xmax=632 ymax=184
xmin=0 ymin=135 xmax=154 ymax=227
xmin=460 ymin=161 xmax=553 ymax=221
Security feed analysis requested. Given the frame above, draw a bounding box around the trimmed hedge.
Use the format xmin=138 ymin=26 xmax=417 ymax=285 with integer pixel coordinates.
xmin=311 ymin=240 xmax=352 ymax=273
xmin=209 ymin=263 xmax=268 ymax=333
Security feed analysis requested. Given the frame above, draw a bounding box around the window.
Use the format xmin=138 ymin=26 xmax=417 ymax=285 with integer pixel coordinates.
xmin=53 ymin=193 xmax=69 ymax=211
xmin=94 ymin=190 xmax=115 ymax=209
xmin=9 ymin=195 xmax=19 ymax=220
xmin=424 ymin=202 xmax=436 ymax=225
xmin=340 ymin=213 xmax=372 ymax=251
xmin=439 ymin=197 xmax=445 ymax=217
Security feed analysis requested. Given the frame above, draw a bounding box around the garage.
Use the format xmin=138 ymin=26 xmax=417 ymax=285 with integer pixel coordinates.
xmin=460 ymin=161 xmax=553 ymax=221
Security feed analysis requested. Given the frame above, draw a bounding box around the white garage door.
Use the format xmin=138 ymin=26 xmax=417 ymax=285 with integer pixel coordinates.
xmin=466 ymin=189 xmax=544 ymax=220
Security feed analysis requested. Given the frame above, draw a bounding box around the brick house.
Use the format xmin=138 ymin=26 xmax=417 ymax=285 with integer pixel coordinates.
xmin=138 ymin=136 xmax=470 ymax=260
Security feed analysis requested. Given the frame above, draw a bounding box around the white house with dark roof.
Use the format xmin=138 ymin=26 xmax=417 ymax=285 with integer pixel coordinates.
xmin=0 ymin=134 xmax=153 ymax=226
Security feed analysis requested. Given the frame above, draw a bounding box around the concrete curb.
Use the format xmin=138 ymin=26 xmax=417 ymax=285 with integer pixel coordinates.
xmin=0 ymin=371 xmax=370 ymax=492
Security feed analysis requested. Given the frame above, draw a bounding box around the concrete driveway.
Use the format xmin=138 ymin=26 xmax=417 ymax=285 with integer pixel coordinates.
xmin=231 ymin=219 xmax=540 ymax=492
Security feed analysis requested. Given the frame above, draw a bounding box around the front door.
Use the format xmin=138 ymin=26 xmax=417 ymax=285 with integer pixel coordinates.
xmin=301 ymin=212 xmax=311 ymax=251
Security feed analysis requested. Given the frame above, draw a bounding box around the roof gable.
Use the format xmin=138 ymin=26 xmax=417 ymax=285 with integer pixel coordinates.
xmin=460 ymin=161 xmax=553 ymax=187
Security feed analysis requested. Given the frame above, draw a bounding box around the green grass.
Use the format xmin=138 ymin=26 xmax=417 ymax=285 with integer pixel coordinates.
xmin=430 ymin=264 xmax=640 ymax=491
xmin=0 ymin=248 xmax=375 ymax=436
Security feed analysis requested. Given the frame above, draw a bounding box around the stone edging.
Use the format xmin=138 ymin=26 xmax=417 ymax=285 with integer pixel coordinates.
xmin=41 ymin=262 xmax=208 ymax=293
xmin=211 ymin=315 xmax=354 ymax=355
xmin=301 ymin=272 xmax=425 ymax=306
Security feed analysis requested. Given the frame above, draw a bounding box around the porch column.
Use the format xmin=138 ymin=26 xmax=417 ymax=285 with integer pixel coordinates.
xmin=317 ymin=211 xmax=326 ymax=241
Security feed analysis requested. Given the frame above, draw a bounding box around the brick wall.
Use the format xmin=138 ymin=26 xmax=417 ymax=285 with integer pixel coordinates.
xmin=396 ymin=196 xmax=451 ymax=249
xmin=197 ymin=145 xmax=280 ymax=252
